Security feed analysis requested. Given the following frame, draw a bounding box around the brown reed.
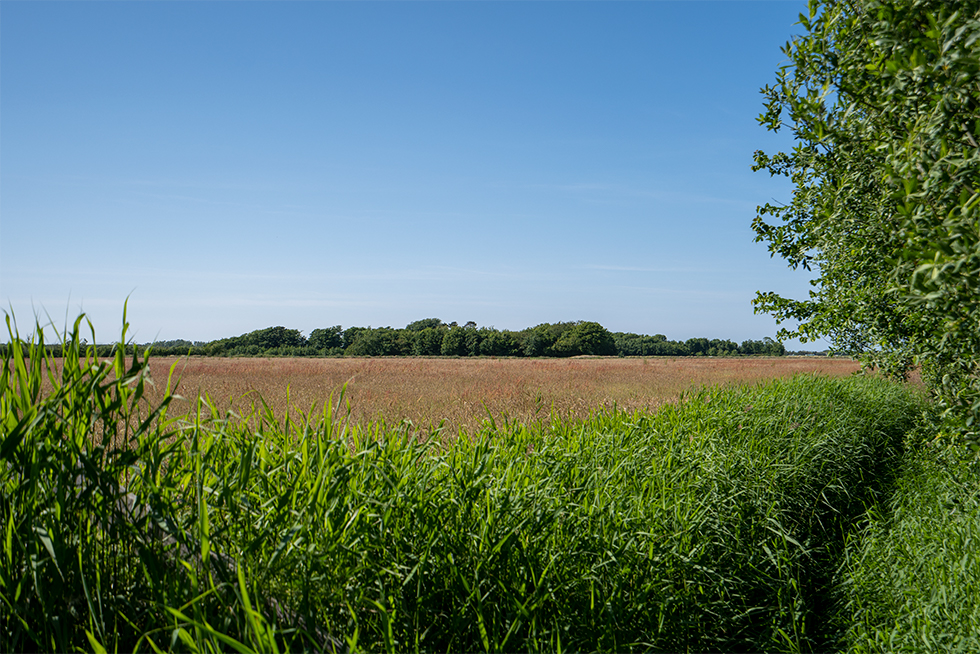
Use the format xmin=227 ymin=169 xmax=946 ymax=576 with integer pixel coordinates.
xmin=140 ymin=356 xmax=866 ymax=435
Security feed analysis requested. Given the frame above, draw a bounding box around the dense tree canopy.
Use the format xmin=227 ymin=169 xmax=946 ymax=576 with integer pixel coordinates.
xmin=101 ymin=319 xmax=791 ymax=360
xmin=552 ymin=322 xmax=617 ymax=357
xmin=307 ymin=326 xmax=343 ymax=351
xmin=753 ymin=0 xmax=979 ymax=442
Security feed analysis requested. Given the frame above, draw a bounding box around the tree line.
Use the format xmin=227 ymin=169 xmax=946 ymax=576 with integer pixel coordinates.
xmin=103 ymin=319 xmax=786 ymax=358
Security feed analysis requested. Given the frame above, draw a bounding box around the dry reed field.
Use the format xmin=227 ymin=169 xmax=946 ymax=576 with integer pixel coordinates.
xmin=146 ymin=356 xmax=865 ymax=434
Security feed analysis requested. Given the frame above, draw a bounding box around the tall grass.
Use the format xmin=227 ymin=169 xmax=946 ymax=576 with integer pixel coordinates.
xmin=2 ymin=314 xmax=926 ymax=652
xmin=133 ymin=354 xmax=864 ymax=435
xmin=841 ymin=442 xmax=980 ymax=652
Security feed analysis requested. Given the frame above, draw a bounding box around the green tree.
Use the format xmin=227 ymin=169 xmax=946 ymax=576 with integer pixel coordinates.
xmin=553 ymin=321 xmax=617 ymax=357
xmin=685 ymin=338 xmax=710 ymax=357
xmin=613 ymin=332 xmax=639 ymax=356
xmin=441 ymin=326 xmax=468 ymax=357
xmin=650 ymin=340 xmax=689 ymax=356
xmin=754 ymin=0 xmax=979 ymax=441
xmin=463 ymin=324 xmax=483 ymax=356
xmin=406 ymin=318 xmax=443 ymax=332
xmin=412 ymin=327 xmax=444 ymax=356
xmin=479 ymin=329 xmax=519 ymax=357
xmin=342 ymin=327 xmax=367 ymax=351
xmin=344 ymin=329 xmax=385 ymax=356
xmin=244 ymin=326 xmax=306 ymax=350
xmin=707 ymin=339 xmax=740 ymax=357
xmin=344 ymin=327 xmax=408 ymax=356
xmin=308 ymin=326 xmax=343 ymax=351
xmin=518 ymin=322 xmax=578 ymax=357
xmin=763 ymin=337 xmax=786 ymax=357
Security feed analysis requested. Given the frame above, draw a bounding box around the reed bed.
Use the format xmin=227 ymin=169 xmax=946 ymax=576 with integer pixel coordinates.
xmin=1 ymin=315 xmax=931 ymax=652
xmin=141 ymin=355 xmax=864 ymax=436
xmin=842 ymin=443 xmax=980 ymax=652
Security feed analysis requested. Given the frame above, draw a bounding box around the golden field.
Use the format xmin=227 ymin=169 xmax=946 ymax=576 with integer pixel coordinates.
xmin=143 ymin=356 xmax=867 ymax=435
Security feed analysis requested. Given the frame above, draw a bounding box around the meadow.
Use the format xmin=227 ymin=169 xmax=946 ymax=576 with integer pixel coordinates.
xmin=4 ymin=318 xmax=976 ymax=653
xmin=146 ymin=355 xmax=863 ymax=435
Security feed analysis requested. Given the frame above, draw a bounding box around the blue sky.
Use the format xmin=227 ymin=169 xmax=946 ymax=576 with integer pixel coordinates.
xmin=1 ymin=1 xmax=818 ymax=347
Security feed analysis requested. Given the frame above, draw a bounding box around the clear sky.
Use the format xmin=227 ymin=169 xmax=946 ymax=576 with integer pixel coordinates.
xmin=1 ymin=0 xmax=819 ymax=347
